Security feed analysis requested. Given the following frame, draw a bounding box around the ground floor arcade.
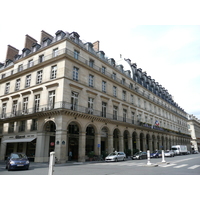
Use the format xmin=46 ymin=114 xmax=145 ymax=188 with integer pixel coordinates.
xmin=0 ymin=114 xmax=191 ymax=163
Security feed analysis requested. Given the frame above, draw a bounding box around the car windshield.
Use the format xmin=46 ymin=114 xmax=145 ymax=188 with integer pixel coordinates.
xmin=11 ymin=153 xmax=27 ymax=159
xmin=153 ymin=151 xmax=158 ymax=154
xmin=108 ymin=153 xmax=117 ymax=156
xmin=134 ymin=152 xmax=140 ymax=155
xmin=172 ymin=148 xmax=177 ymax=150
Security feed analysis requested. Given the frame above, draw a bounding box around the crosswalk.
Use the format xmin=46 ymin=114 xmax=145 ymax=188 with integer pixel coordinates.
xmin=92 ymin=161 xmax=200 ymax=170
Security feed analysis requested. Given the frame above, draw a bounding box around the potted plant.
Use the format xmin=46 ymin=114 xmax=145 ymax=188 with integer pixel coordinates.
xmin=88 ymin=151 xmax=94 ymax=161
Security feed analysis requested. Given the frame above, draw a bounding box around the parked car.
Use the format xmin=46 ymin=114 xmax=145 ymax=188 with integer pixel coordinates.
xmin=131 ymin=152 xmax=147 ymax=160
xmin=164 ymin=150 xmax=175 ymax=157
xmin=150 ymin=150 xmax=162 ymax=158
xmin=105 ymin=152 xmax=126 ymax=162
xmin=6 ymin=153 xmax=30 ymax=171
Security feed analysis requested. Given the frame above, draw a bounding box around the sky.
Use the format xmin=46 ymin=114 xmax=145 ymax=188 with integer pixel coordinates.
xmin=1 ymin=0 xmax=200 ymax=118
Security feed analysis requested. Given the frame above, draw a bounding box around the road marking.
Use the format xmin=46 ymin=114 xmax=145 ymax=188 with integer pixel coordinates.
xmin=188 ymin=165 xmax=200 ymax=169
xmin=161 ymin=164 xmax=177 ymax=167
xmin=174 ymin=164 xmax=188 ymax=168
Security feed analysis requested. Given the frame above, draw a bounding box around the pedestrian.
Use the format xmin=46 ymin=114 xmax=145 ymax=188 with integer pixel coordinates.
xmin=69 ymin=151 xmax=72 ymax=161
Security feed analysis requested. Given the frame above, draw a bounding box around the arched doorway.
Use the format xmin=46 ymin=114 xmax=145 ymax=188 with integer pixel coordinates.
xmin=146 ymin=134 xmax=150 ymax=150
xmin=124 ymin=130 xmax=129 ymax=151
xmin=101 ymin=127 xmax=108 ymax=154
xmin=140 ymin=133 xmax=144 ymax=151
xmin=44 ymin=120 xmax=56 ymax=156
xmin=113 ymin=129 xmax=119 ymax=152
xmin=86 ymin=125 xmax=95 ymax=155
xmin=68 ymin=122 xmax=79 ymax=161
xmin=132 ymin=132 xmax=137 ymax=151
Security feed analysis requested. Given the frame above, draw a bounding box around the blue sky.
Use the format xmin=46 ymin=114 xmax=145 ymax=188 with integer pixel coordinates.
xmin=1 ymin=0 xmax=200 ymax=118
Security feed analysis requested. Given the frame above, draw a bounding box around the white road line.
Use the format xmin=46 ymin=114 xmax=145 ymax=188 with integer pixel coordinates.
xmin=188 ymin=165 xmax=200 ymax=169
xmin=174 ymin=164 xmax=188 ymax=168
xmin=161 ymin=164 xmax=177 ymax=167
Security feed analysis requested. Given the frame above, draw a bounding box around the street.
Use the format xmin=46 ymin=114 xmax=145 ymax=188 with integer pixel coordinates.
xmin=0 ymin=153 xmax=200 ymax=175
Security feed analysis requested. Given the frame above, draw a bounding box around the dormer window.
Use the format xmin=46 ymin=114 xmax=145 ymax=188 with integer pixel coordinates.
xmin=42 ymin=37 xmax=52 ymax=47
xmin=22 ymin=48 xmax=31 ymax=57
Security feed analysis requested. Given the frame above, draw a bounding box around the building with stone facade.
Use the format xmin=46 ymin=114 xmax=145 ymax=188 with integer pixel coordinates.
xmin=187 ymin=114 xmax=200 ymax=151
xmin=0 ymin=30 xmax=191 ymax=163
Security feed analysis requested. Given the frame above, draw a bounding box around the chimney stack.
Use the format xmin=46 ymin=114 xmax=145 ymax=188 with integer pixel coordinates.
xmin=93 ymin=41 xmax=99 ymax=52
xmin=5 ymin=45 xmax=19 ymax=61
xmin=24 ymin=35 xmax=37 ymax=49
xmin=40 ymin=30 xmax=53 ymax=44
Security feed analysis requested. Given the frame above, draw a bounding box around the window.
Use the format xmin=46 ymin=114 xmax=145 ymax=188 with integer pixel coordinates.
xmin=123 ymin=109 xmax=127 ymax=122
xmin=28 ymin=59 xmax=33 ymax=68
xmin=131 ymin=112 xmax=135 ymax=124
xmin=1 ymin=103 xmax=7 ymax=118
xmin=23 ymin=97 xmax=28 ymax=114
xmin=31 ymin=119 xmax=38 ymax=131
xmin=1 ymin=74 xmax=5 ymax=79
xmin=51 ymin=65 xmax=57 ymax=79
xmin=122 ymin=78 xmax=125 ymax=85
xmin=5 ymin=82 xmax=10 ymax=94
xmin=71 ymin=92 xmax=78 ymax=111
xmin=89 ymin=59 xmax=94 ymax=68
xmin=18 ymin=64 xmax=23 ymax=72
xmin=39 ymin=55 xmax=44 ymax=63
xmin=122 ymin=91 xmax=126 ymax=101
xmin=15 ymin=79 xmax=21 ymax=91
xmin=48 ymin=90 xmax=55 ymax=109
xmin=12 ymin=100 xmax=18 ymax=116
xmin=73 ymin=67 xmax=79 ymax=81
xmin=88 ymin=97 xmax=94 ymax=114
xmin=25 ymin=75 xmax=31 ymax=87
xmin=101 ymin=66 xmax=106 ymax=74
xmin=19 ymin=120 xmax=26 ymax=132
xmin=89 ymin=74 xmax=94 ymax=87
xmin=36 ymin=70 xmax=43 ymax=84
xmin=8 ymin=122 xmax=15 ymax=133
xmin=138 ymin=98 xmax=140 ymax=107
xmin=113 ymin=86 xmax=117 ymax=97
xmin=102 ymin=102 xmax=107 ymax=117
xmin=53 ymin=48 xmax=58 ymax=57
xmin=113 ymin=106 xmax=118 ymax=120
xmin=34 ymin=94 xmax=40 ymax=112
xmin=130 ymin=94 xmax=134 ymax=104
xmin=74 ymin=50 xmax=79 ymax=60
xmin=112 ymin=73 xmax=116 ymax=80
xmin=102 ymin=81 xmax=106 ymax=93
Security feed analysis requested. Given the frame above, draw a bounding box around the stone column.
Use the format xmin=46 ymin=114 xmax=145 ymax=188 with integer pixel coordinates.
xmin=35 ymin=132 xmax=45 ymax=162
xmin=119 ymin=135 xmax=123 ymax=152
xmin=149 ymin=138 xmax=152 ymax=152
xmin=143 ymin=137 xmax=146 ymax=152
xmin=128 ymin=135 xmax=133 ymax=155
xmin=0 ymin=141 xmax=7 ymax=160
xmin=136 ymin=137 xmax=140 ymax=151
xmin=107 ymin=134 xmax=113 ymax=154
xmin=94 ymin=133 xmax=101 ymax=155
xmin=54 ymin=130 xmax=67 ymax=163
xmin=78 ymin=132 xmax=86 ymax=162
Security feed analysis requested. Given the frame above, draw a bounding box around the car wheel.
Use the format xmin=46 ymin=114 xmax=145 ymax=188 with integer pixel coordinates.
xmin=123 ymin=157 xmax=125 ymax=161
xmin=139 ymin=156 xmax=142 ymax=160
xmin=7 ymin=164 xmax=11 ymax=171
xmin=115 ymin=158 xmax=118 ymax=162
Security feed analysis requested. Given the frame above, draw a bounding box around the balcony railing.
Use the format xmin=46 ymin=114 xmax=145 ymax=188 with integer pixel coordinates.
xmin=0 ymin=44 xmax=187 ymax=120
xmin=0 ymin=101 xmax=135 ymax=125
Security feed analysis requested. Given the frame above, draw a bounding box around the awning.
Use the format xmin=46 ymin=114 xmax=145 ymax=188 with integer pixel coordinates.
xmin=2 ymin=137 xmax=36 ymax=143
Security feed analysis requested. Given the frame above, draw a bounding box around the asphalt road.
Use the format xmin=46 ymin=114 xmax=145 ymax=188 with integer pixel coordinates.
xmin=0 ymin=153 xmax=200 ymax=175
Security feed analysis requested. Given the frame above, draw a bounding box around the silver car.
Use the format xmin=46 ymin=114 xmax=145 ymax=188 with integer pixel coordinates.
xmin=105 ymin=152 xmax=126 ymax=162
xmin=164 ymin=150 xmax=175 ymax=157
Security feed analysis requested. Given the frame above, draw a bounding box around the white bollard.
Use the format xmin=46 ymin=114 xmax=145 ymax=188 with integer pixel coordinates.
xmin=48 ymin=152 xmax=55 ymax=175
xmin=147 ymin=150 xmax=152 ymax=165
xmin=161 ymin=150 xmax=166 ymax=163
